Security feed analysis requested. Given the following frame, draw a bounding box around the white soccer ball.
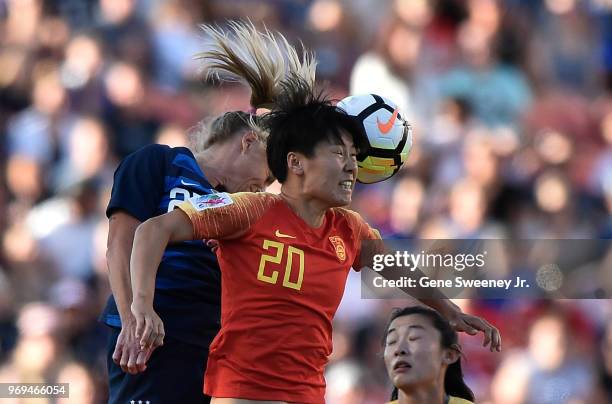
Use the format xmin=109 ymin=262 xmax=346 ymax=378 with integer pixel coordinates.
xmin=338 ymin=94 xmax=412 ymax=184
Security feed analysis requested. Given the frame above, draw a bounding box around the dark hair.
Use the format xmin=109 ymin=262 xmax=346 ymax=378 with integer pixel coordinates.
xmin=383 ymin=306 xmax=475 ymax=402
xmin=262 ymin=75 xmax=367 ymax=183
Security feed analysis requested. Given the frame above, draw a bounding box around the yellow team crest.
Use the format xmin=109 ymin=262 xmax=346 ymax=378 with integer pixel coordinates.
xmin=329 ymin=236 xmax=346 ymax=262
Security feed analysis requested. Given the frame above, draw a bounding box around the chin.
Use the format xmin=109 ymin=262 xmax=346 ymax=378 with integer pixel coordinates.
xmin=393 ymin=377 xmax=418 ymax=392
xmin=333 ymin=195 xmax=351 ymax=207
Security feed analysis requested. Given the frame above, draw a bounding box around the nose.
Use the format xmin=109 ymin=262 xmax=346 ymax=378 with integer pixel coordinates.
xmin=394 ymin=339 xmax=409 ymax=356
xmin=345 ymin=154 xmax=358 ymax=177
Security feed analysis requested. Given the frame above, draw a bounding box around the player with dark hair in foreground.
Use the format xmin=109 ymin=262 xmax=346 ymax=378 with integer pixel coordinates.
xmin=129 ymin=22 xmax=500 ymax=404
xmin=104 ymin=20 xmax=318 ymax=404
xmin=101 ymin=20 xmax=322 ymax=402
xmin=383 ymin=306 xmax=475 ymax=404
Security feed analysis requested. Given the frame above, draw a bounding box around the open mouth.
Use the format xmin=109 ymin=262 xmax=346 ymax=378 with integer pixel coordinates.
xmin=339 ymin=180 xmax=353 ymax=191
xmin=393 ymin=360 xmax=412 ymax=372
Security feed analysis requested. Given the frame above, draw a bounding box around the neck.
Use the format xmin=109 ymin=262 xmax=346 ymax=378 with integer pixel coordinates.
xmin=194 ymin=146 xmax=233 ymax=190
xmin=279 ymin=185 xmax=328 ymax=228
xmin=397 ymin=383 xmax=446 ymax=404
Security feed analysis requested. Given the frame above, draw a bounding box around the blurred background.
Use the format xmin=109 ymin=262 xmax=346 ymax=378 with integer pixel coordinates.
xmin=0 ymin=0 xmax=612 ymax=403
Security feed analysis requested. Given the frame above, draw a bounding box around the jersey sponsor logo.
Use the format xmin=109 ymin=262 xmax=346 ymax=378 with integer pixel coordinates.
xmin=180 ymin=179 xmax=200 ymax=187
xmin=190 ymin=193 xmax=233 ymax=211
xmin=376 ymin=108 xmax=399 ymax=134
xmin=329 ymin=236 xmax=346 ymax=262
xmin=275 ymin=229 xmax=296 ymax=239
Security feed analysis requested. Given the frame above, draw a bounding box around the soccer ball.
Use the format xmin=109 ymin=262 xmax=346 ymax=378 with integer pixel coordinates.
xmin=337 ymin=94 xmax=412 ymax=184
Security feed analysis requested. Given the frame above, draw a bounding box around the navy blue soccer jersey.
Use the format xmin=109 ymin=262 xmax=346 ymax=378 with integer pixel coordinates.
xmin=101 ymin=144 xmax=221 ymax=347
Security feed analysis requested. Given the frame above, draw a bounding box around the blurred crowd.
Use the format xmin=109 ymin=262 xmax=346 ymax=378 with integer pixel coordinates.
xmin=1 ymin=0 xmax=612 ymax=403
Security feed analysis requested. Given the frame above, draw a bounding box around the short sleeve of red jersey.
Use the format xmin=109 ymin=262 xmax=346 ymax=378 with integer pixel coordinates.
xmin=177 ymin=192 xmax=276 ymax=240
xmin=338 ymin=209 xmax=383 ymax=271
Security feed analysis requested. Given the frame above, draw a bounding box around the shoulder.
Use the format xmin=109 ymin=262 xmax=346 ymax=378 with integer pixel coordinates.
xmin=331 ymin=207 xmax=381 ymax=240
xmin=230 ymin=192 xmax=282 ymax=210
xmin=331 ymin=206 xmax=361 ymax=219
xmin=169 ymin=146 xmax=194 ymax=158
xmin=179 ymin=192 xmax=281 ymax=239
xmin=330 ymin=207 xmax=366 ymax=227
xmin=123 ymin=144 xmax=198 ymax=170
xmin=449 ymin=396 xmax=474 ymax=404
xmin=148 ymin=144 xmax=199 ymax=163
xmin=186 ymin=192 xmax=280 ymax=213
xmin=132 ymin=143 xmax=172 ymax=157
xmin=114 ymin=144 xmax=173 ymax=175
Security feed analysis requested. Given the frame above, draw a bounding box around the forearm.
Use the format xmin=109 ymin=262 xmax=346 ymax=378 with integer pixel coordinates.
xmin=418 ymin=298 xmax=461 ymax=318
xmin=130 ymin=219 xmax=170 ymax=307
xmin=108 ymin=253 xmax=135 ymax=322
xmin=107 ymin=213 xmax=141 ymax=323
xmin=377 ymin=264 xmax=461 ymax=319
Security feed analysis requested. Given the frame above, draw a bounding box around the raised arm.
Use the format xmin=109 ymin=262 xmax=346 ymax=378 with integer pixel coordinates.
xmin=368 ymin=251 xmax=502 ymax=352
xmin=130 ymin=209 xmax=194 ymax=350
xmin=419 ymin=298 xmax=501 ymax=352
xmin=351 ymin=212 xmax=501 ymax=352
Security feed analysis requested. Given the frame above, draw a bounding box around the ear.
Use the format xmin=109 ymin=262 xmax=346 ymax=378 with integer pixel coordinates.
xmin=240 ymin=131 xmax=258 ymax=153
xmin=442 ymin=346 xmax=460 ymax=366
xmin=287 ymin=152 xmax=304 ymax=176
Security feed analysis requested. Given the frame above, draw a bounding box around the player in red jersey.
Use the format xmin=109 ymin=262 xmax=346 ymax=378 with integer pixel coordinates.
xmin=129 ymin=22 xmax=500 ymax=404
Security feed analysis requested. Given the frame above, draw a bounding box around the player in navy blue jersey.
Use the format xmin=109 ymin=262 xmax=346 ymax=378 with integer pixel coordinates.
xmin=103 ymin=111 xmax=274 ymax=404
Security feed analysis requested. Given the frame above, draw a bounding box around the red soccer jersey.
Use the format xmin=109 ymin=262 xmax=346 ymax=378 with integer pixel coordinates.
xmin=178 ymin=192 xmax=380 ymax=404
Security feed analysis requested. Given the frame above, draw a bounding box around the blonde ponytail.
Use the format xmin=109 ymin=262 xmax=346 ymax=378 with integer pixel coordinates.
xmin=196 ymin=20 xmax=317 ymax=110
